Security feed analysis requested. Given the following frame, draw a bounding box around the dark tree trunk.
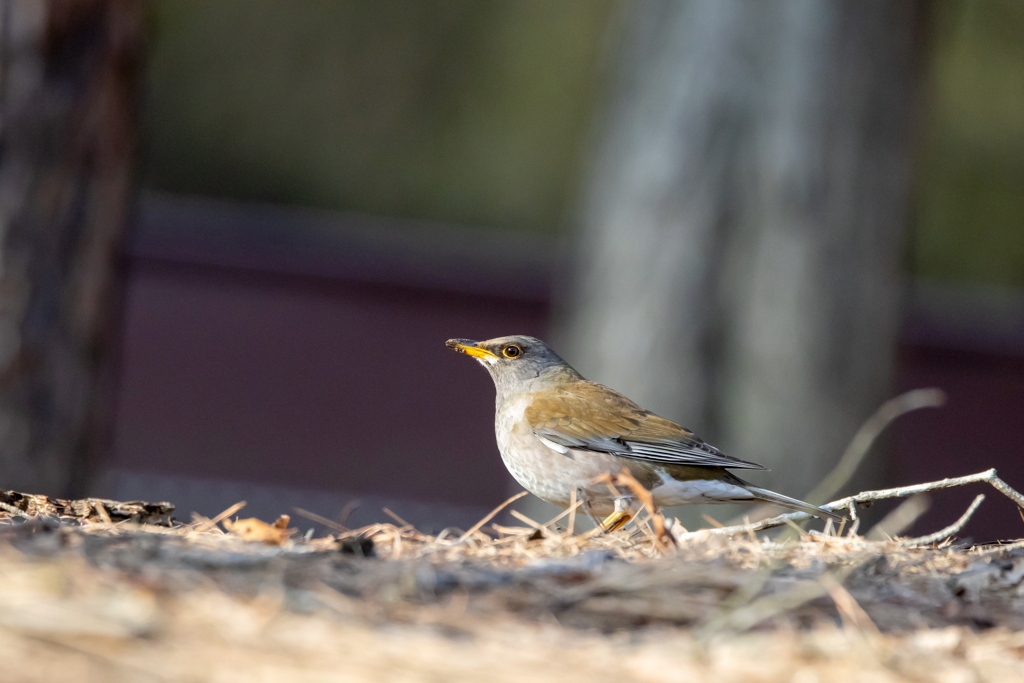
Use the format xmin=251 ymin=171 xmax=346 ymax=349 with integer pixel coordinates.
xmin=0 ymin=0 xmax=142 ymax=496
xmin=556 ymin=0 xmax=924 ymax=514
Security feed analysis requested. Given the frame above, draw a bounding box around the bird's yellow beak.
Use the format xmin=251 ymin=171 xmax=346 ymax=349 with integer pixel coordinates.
xmin=446 ymin=338 xmax=498 ymax=360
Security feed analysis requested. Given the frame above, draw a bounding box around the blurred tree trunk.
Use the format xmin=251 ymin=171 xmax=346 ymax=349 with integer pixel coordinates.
xmin=557 ymin=0 xmax=924 ymax=507
xmin=0 ymin=0 xmax=142 ymax=496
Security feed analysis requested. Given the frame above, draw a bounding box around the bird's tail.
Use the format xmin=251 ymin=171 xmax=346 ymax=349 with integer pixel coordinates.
xmin=744 ymin=485 xmax=844 ymax=521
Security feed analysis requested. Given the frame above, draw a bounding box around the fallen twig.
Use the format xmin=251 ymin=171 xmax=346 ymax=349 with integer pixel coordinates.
xmin=192 ymin=501 xmax=246 ymax=534
xmin=382 ymin=507 xmax=413 ymax=528
xmin=456 ymin=491 xmax=528 ymax=543
xmin=510 ymin=509 xmax=544 ymax=530
xmin=293 ymin=507 xmax=348 ymax=533
xmin=902 ymin=494 xmax=986 ymax=547
xmin=674 ymin=469 xmax=1024 ymax=542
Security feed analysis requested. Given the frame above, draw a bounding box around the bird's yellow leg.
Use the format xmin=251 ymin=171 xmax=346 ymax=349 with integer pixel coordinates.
xmin=600 ymin=510 xmax=633 ymax=532
xmin=599 ymin=497 xmax=634 ymax=533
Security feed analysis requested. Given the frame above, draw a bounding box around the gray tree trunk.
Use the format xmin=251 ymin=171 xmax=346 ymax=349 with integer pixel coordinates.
xmin=556 ymin=0 xmax=923 ymax=513
xmin=0 ymin=0 xmax=142 ymax=496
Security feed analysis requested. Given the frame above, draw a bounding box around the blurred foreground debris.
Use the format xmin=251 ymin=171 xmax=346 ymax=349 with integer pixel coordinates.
xmin=0 ymin=475 xmax=1024 ymax=682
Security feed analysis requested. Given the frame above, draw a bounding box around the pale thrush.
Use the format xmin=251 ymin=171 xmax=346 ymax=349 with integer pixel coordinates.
xmin=447 ymin=335 xmax=841 ymax=527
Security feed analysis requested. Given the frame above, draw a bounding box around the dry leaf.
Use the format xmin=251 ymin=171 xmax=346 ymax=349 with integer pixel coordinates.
xmin=222 ymin=515 xmax=296 ymax=545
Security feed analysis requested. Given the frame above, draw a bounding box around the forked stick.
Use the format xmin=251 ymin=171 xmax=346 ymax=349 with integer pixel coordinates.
xmin=901 ymin=494 xmax=985 ymax=547
xmin=674 ymin=469 xmax=1024 ymax=543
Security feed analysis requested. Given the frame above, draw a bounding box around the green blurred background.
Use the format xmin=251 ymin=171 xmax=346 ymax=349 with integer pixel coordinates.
xmin=142 ymin=0 xmax=1024 ymax=286
xmin=913 ymin=0 xmax=1024 ymax=288
xmin=143 ymin=0 xmax=613 ymax=235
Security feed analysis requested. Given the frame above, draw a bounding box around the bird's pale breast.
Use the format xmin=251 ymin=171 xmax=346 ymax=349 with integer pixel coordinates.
xmin=496 ymin=393 xmax=653 ymax=515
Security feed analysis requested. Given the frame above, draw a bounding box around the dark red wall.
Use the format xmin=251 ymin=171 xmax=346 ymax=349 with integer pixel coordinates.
xmin=894 ymin=345 xmax=1024 ymax=543
xmin=111 ymin=257 xmax=548 ymax=512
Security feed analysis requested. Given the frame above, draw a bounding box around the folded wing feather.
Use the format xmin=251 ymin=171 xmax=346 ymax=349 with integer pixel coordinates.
xmin=525 ymin=382 xmax=767 ymax=471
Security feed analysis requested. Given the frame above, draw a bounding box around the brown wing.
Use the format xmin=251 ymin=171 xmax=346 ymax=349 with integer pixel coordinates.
xmin=525 ymin=382 xmax=766 ymax=470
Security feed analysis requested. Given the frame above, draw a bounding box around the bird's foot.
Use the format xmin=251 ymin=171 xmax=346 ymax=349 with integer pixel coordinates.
xmin=600 ymin=498 xmax=635 ymax=532
xmin=599 ymin=509 xmax=633 ymax=533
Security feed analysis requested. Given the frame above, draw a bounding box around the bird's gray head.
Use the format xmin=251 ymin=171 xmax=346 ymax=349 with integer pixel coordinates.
xmin=446 ymin=335 xmax=580 ymax=402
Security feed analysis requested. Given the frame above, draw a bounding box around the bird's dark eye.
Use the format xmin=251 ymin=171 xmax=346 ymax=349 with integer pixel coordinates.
xmin=502 ymin=345 xmax=522 ymax=359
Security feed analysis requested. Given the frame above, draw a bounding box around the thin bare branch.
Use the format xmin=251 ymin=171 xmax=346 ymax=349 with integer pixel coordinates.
xmin=674 ymin=469 xmax=1024 ymax=542
xmin=381 ymin=507 xmax=413 ymax=528
xmin=293 ymin=507 xmax=347 ymax=533
xmin=193 ymin=501 xmax=246 ymax=533
xmin=456 ymin=491 xmax=529 ymax=543
xmin=538 ymin=501 xmax=582 ymax=533
xmin=509 ymin=509 xmax=543 ymax=529
xmin=902 ymin=494 xmax=986 ymax=547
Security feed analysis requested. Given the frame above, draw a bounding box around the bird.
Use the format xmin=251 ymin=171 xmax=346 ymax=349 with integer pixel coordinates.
xmin=446 ymin=335 xmax=841 ymax=530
